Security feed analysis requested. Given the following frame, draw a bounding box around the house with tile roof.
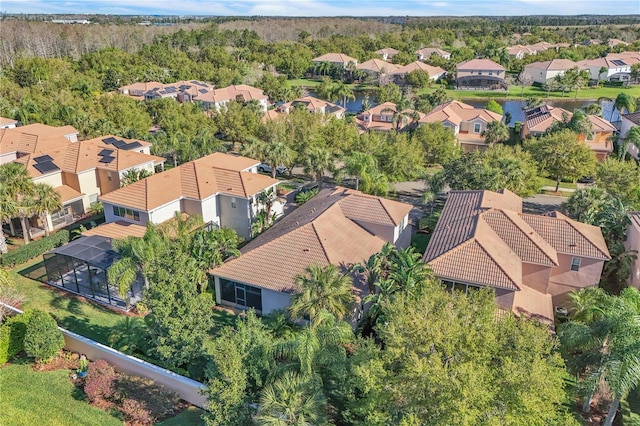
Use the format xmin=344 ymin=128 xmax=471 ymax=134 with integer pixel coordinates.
xmin=210 ymin=187 xmax=412 ymax=314
xmin=578 ymin=52 xmax=640 ymax=83
xmin=99 ymin=152 xmax=281 ymax=240
xmin=416 ymin=47 xmax=451 ymax=60
xmin=312 ymin=53 xmax=358 ymax=68
xmin=625 ymin=212 xmax=640 ymax=289
xmin=390 ymin=61 xmax=446 ymax=85
xmin=455 ymin=59 xmax=507 ymax=90
xmin=374 ymin=47 xmax=399 ymax=61
xmin=620 ymin=112 xmax=640 ymax=160
xmin=522 ymin=105 xmax=616 ymax=160
xmin=521 ymin=59 xmax=584 ymax=84
xmin=118 ymin=80 xmax=215 ymax=102
xmin=507 ymin=45 xmax=535 ymax=60
xmin=0 ymin=117 xmax=17 ymax=129
xmin=0 ymin=124 xmax=75 ymax=164
xmin=418 ymin=100 xmax=503 ymax=152
xmin=353 ymin=102 xmax=424 ymax=133
xmin=277 ymin=96 xmax=346 ymax=119
xmin=356 ymin=59 xmax=399 ymax=78
xmin=423 ymin=189 xmax=610 ymax=324
xmin=197 ymin=84 xmax=268 ymax=112
xmin=7 ymin=134 xmax=163 ymax=238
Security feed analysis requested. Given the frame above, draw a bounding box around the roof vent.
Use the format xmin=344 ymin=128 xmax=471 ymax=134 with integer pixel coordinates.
xmin=569 ymin=243 xmax=577 ymax=247
xmin=303 ymin=248 xmax=309 ymax=252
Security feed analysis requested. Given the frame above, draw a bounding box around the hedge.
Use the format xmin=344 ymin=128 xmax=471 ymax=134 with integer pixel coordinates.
xmin=0 ymin=230 xmax=69 ymax=267
xmin=0 ymin=311 xmax=33 ymax=365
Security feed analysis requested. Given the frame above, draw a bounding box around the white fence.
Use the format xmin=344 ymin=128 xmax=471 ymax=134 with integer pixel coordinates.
xmin=1 ymin=302 xmax=208 ymax=408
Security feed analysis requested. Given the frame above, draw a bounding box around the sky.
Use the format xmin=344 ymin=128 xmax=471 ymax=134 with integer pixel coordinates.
xmin=1 ymin=0 xmax=639 ymax=17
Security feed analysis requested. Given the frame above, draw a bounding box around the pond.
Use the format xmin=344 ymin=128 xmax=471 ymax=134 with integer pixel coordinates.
xmin=306 ymin=90 xmax=620 ymax=123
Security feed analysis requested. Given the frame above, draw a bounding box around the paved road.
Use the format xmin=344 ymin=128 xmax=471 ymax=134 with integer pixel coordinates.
xmin=522 ymin=193 xmax=569 ymax=214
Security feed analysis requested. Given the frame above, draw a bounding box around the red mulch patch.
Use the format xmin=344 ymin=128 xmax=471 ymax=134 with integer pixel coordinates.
xmin=32 ymin=352 xmax=80 ymax=372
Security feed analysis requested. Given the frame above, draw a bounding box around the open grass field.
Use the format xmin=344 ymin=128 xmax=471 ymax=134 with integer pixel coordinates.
xmin=0 ymin=359 xmax=123 ymax=426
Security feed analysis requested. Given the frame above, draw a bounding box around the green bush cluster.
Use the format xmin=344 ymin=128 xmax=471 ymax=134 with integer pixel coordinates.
xmin=0 ymin=311 xmax=33 ymax=364
xmin=23 ymin=310 xmax=65 ymax=363
xmin=0 ymin=230 xmax=69 ymax=267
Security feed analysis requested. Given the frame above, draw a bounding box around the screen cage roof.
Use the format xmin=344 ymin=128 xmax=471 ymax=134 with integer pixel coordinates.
xmin=48 ymin=235 xmax=119 ymax=269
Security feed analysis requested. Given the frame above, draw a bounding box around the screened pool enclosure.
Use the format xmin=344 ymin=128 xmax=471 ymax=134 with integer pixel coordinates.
xmin=43 ymin=236 xmax=143 ymax=310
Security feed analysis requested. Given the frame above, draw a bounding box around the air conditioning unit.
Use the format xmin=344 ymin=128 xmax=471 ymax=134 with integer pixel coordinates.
xmin=555 ymin=306 xmax=569 ymax=317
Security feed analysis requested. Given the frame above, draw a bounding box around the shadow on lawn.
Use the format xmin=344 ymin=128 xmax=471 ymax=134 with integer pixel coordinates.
xmin=54 ymin=315 xmax=114 ymax=345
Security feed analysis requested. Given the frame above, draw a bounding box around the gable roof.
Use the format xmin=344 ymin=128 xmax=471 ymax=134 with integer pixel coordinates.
xmin=99 ymin=153 xmax=277 ymax=211
xmin=622 ymin=112 xmax=640 ymax=126
xmin=0 ymin=127 xmax=71 ymax=156
xmin=278 ymin=96 xmax=345 ymax=115
xmin=524 ymin=105 xmax=615 ymax=134
xmin=356 ymin=59 xmax=399 ymax=74
xmin=375 ymin=47 xmax=399 ymax=56
xmin=423 ymin=189 xmax=609 ymax=290
xmin=211 ymin=187 xmax=411 ymax=293
xmin=391 ymin=61 xmax=446 ymax=77
xmin=524 ymin=59 xmax=582 ymax=71
xmin=0 ymin=117 xmax=17 ymax=126
xmin=416 ymin=47 xmax=450 ymax=57
xmin=312 ymin=53 xmax=358 ymax=64
xmin=17 ymin=123 xmax=78 ymax=138
xmin=419 ymin=100 xmax=502 ymax=126
xmin=456 ymin=58 xmax=505 ymax=71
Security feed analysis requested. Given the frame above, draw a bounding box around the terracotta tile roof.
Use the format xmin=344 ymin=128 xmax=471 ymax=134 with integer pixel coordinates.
xmin=416 ymin=47 xmax=450 ymax=57
xmin=278 ymin=97 xmax=345 ymax=115
xmin=456 ymin=58 xmax=505 ymax=71
xmin=630 ymin=212 xmax=640 ymax=230
xmin=0 ymin=117 xmax=17 ymax=126
xmin=335 ymin=188 xmax=412 ymax=226
xmin=520 ymin=212 xmax=610 ymax=260
xmin=354 ymin=102 xmax=424 ymax=132
xmin=391 ymin=61 xmax=446 ymax=78
xmin=524 ymin=105 xmax=615 ymax=135
xmin=507 ymin=45 xmax=534 ymax=55
xmin=197 ymin=84 xmax=267 ymax=103
xmin=0 ymin=127 xmax=71 ymax=156
xmin=356 ymin=59 xmax=399 ymax=74
xmin=53 ymin=185 xmax=84 ymax=203
xmin=82 ymin=221 xmax=147 ymax=239
xmin=212 ymin=187 xmax=410 ymax=293
xmin=511 ymin=285 xmax=554 ymax=325
xmin=423 ymin=189 xmax=610 ymax=292
xmin=375 ymin=47 xmax=399 ymax=56
xmin=524 ymin=59 xmax=582 ymax=71
xmin=17 ymin=123 xmax=78 ymax=138
xmin=623 ymin=112 xmax=640 ymax=126
xmin=119 ymin=81 xmax=164 ymax=93
xmin=419 ymin=100 xmax=502 ymax=127
xmin=312 ymin=53 xmax=358 ymax=64
xmin=99 ymin=153 xmax=278 ymax=211
xmin=262 ymin=109 xmax=283 ymax=122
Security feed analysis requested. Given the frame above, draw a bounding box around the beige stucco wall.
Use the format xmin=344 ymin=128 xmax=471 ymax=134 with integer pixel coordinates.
xmin=549 ymin=254 xmax=605 ymax=306
xmin=33 ymin=172 xmax=63 ymax=188
xmin=0 ymin=152 xmax=17 ymax=164
xmin=522 ymin=263 xmax=552 ymax=294
xmin=624 ymin=223 xmax=640 ymax=289
xmin=77 ymin=170 xmax=100 ymax=205
xmin=96 ymin=168 xmax=120 ymax=195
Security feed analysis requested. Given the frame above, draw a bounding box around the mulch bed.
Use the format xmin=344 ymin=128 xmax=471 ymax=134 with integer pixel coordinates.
xmin=32 ymin=352 xmax=80 ymax=372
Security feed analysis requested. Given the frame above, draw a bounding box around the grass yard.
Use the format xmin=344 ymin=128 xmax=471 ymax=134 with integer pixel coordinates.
xmin=418 ymin=84 xmax=640 ymax=101
xmin=158 ymin=407 xmax=205 ymax=426
xmin=411 ymin=233 xmax=431 ymax=255
xmin=537 ymin=177 xmax=578 ymax=190
xmin=0 ymin=359 xmax=123 ymax=426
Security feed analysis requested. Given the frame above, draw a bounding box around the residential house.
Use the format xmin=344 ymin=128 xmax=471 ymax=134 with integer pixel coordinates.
xmin=118 ymin=81 xmax=165 ymax=100
xmin=521 ymin=59 xmax=583 ymax=84
xmin=581 ymin=39 xmax=602 ymax=46
xmin=0 ymin=124 xmax=73 ymax=164
xmin=99 ymin=152 xmax=282 ymax=240
xmin=374 ymin=47 xmax=398 ymax=61
xmin=522 ymin=105 xmax=616 ymax=160
xmin=578 ymin=52 xmax=640 ymax=83
xmin=507 ymin=44 xmax=535 ymax=60
xmin=210 ymin=187 xmax=412 ymax=315
xmin=312 ymin=53 xmax=358 ymax=68
xmin=455 ymin=59 xmax=507 ymax=90
xmin=608 ymin=39 xmax=629 ymax=48
xmin=197 ymin=84 xmax=268 ymax=112
xmin=423 ymin=189 xmax=610 ymax=324
xmin=354 ymin=102 xmax=424 ymax=133
xmin=418 ymin=100 xmax=503 ymax=152
xmin=119 ymin=80 xmax=214 ymax=102
xmin=527 ymin=41 xmax=556 ymax=53
xmin=619 ymin=112 xmax=640 ymax=160
xmin=624 ymin=212 xmax=640 ymax=289
xmin=390 ymin=61 xmax=446 ymax=85
xmin=356 ymin=59 xmax=399 ymax=79
xmin=0 ymin=117 xmax=17 ymax=129
xmin=11 ymin=135 xmax=164 ymax=238
xmin=277 ymin=96 xmax=346 ymax=119
xmin=17 ymin=123 xmax=79 ymax=142
xmin=416 ymin=47 xmax=451 ymax=60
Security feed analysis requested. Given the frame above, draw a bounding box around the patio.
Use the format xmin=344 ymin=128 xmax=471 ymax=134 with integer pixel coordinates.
xmin=42 ymin=235 xmax=143 ymax=311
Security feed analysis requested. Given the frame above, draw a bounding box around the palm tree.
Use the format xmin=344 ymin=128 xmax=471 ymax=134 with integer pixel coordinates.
xmin=265 ymin=142 xmax=295 ymax=179
xmin=0 ymin=188 xmax=18 ymax=254
xmin=0 ymin=163 xmax=35 ymax=244
xmin=302 ymin=145 xmax=334 ymax=188
xmin=30 ymin=183 xmax=61 ymax=237
xmin=108 ymin=317 xmax=147 ymax=354
xmin=289 ymin=264 xmax=355 ymax=322
xmin=257 ymin=371 xmax=327 ymax=426
xmin=598 ymin=66 xmax=608 ymax=86
xmin=583 ymin=103 xmax=603 ymax=117
xmin=548 ymin=109 xmax=592 ymax=136
xmin=332 ymin=81 xmax=355 ymax=108
xmin=339 ymin=151 xmax=377 ymax=191
xmin=563 ymin=187 xmax=607 ymax=222
xmin=611 ymin=93 xmax=636 ymax=122
xmin=620 ymin=127 xmax=640 ymax=159
xmin=482 ymin=120 xmax=510 ymax=145
xmin=120 ymin=168 xmax=153 ymax=187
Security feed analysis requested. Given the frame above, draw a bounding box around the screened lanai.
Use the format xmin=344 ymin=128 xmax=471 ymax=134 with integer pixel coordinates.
xmin=42 ymin=235 xmax=143 ymax=311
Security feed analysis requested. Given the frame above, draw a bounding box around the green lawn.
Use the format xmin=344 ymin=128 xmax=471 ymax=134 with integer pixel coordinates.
xmin=158 ymin=407 xmax=205 ymax=426
xmin=0 ymin=359 xmax=124 ymax=426
xmin=537 ymin=177 xmax=578 ymax=190
xmin=411 ymin=233 xmax=431 ymax=255
xmin=11 ymin=259 xmax=124 ymax=345
xmin=418 ymin=84 xmax=640 ymax=101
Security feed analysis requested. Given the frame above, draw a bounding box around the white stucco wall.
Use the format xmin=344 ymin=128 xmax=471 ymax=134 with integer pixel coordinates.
xmin=149 ymin=199 xmax=183 ymax=224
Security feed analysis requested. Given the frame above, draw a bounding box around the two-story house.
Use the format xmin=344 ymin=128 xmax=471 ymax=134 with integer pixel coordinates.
xmin=12 ymin=135 xmax=164 ymax=237
xmin=418 ymin=100 xmax=503 ymax=151
xmin=197 ymin=84 xmax=268 ymax=112
xmin=354 ymin=102 xmax=424 ymax=133
xmin=210 ymin=187 xmax=412 ymax=315
xmin=423 ymin=189 xmax=610 ymax=324
xmin=522 ymin=105 xmax=616 ymax=160
xmin=374 ymin=47 xmax=398 ymax=61
xmin=578 ymin=52 xmax=640 ymax=83
xmin=0 ymin=124 xmax=75 ymax=164
xmin=521 ymin=59 xmax=584 ymax=84
xmin=455 ymin=58 xmax=507 ymax=90
xmin=99 ymin=153 xmax=281 ymax=240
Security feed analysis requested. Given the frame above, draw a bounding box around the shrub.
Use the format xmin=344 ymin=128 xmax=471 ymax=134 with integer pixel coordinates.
xmin=84 ymin=360 xmax=117 ymax=403
xmin=121 ymin=398 xmax=154 ymax=426
xmin=114 ymin=375 xmax=179 ymax=420
xmin=23 ymin=310 xmax=64 ymax=363
xmin=0 ymin=230 xmax=69 ymax=267
xmin=0 ymin=311 xmax=33 ymax=364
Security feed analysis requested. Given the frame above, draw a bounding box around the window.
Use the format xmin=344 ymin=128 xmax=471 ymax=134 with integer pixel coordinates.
xmin=571 ymin=257 xmax=581 ymax=272
xmin=474 ymin=123 xmax=482 ymax=133
xmin=112 ymin=206 xmax=141 ymax=222
xmin=219 ymin=279 xmax=262 ymax=311
xmin=231 ymin=198 xmax=237 ymax=209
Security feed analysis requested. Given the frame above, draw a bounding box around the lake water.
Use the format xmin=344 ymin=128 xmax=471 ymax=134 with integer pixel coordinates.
xmin=306 ymin=90 xmax=620 ymax=123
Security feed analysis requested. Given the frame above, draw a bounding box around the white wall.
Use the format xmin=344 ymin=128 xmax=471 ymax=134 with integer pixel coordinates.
xmin=261 ymin=288 xmax=293 ymax=314
xmin=149 ymin=199 xmax=183 ymax=224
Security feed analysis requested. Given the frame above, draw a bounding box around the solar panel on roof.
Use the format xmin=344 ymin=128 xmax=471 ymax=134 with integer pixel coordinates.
xmin=112 ymin=139 xmax=127 ymax=148
xmin=33 ymin=161 xmax=60 ymax=174
xmin=34 ymin=154 xmax=54 ymax=163
xmin=124 ymin=141 xmax=142 ymax=150
xmin=99 ymin=155 xmax=115 ymax=164
xmin=199 ymin=88 xmax=208 ymax=93
xmin=99 ymin=148 xmax=114 ymax=156
xmin=611 ymin=59 xmax=626 ymax=66
xmin=102 ymin=137 xmax=118 ymax=144
xmin=165 ymin=87 xmax=177 ymax=93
